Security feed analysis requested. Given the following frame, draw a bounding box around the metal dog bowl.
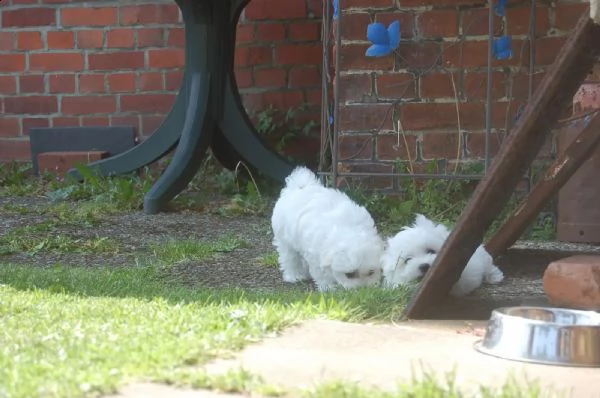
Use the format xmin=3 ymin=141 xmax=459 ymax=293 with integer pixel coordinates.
xmin=474 ymin=306 xmax=600 ymax=367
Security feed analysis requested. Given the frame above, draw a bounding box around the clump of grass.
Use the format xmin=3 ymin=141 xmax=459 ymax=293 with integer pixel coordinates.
xmin=149 ymin=235 xmax=249 ymax=265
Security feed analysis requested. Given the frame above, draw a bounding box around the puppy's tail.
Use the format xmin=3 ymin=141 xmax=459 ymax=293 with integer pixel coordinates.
xmin=285 ymin=166 xmax=321 ymax=190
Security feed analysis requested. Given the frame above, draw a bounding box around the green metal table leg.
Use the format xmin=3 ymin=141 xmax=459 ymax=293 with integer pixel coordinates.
xmin=217 ymin=78 xmax=294 ymax=182
xmin=143 ymin=72 xmax=211 ymax=214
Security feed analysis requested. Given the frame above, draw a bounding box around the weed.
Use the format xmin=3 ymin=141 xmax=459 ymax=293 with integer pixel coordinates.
xmin=150 ymin=235 xmax=249 ymax=265
xmin=259 ymin=251 xmax=279 ymax=267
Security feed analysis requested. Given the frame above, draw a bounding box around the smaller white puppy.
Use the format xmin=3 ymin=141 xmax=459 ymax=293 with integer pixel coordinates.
xmin=381 ymin=214 xmax=504 ymax=296
xmin=271 ymin=166 xmax=384 ymax=291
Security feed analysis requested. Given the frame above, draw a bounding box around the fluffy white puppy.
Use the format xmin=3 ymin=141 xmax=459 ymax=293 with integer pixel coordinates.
xmin=271 ymin=166 xmax=384 ymax=291
xmin=381 ymin=214 xmax=504 ymax=296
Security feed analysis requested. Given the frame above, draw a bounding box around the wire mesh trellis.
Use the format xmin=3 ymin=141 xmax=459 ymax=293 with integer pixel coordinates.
xmin=318 ymin=0 xmax=542 ymax=193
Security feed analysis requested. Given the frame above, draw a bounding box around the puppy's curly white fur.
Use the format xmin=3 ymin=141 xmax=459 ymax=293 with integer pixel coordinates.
xmin=381 ymin=214 xmax=504 ymax=296
xmin=271 ymin=167 xmax=384 ymax=291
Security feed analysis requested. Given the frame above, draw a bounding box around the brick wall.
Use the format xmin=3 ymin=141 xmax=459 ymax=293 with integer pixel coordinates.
xmin=0 ymin=0 xmax=322 ymax=162
xmin=335 ymin=0 xmax=592 ymax=190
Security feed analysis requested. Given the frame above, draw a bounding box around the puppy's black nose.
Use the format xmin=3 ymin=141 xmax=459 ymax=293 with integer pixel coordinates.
xmin=418 ymin=264 xmax=430 ymax=274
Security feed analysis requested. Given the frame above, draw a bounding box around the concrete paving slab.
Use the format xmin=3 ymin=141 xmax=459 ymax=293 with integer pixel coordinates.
xmin=205 ymin=320 xmax=600 ymax=397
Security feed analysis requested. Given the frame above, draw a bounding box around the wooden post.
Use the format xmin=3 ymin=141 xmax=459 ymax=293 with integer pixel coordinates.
xmin=401 ymin=12 xmax=600 ymax=320
xmin=485 ymin=111 xmax=600 ymax=258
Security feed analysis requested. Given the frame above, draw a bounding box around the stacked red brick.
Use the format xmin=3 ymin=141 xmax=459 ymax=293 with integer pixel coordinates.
xmin=335 ymin=0 xmax=589 ymax=190
xmin=0 ymin=0 xmax=322 ymax=161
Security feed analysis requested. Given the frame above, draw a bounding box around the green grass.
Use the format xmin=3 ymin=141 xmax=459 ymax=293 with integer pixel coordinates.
xmin=149 ymin=235 xmax=250 ymax=264
xmin=259 ymin=251 xmax=279 ymax=267
xmin=0 ymin=263 xmax=412 ymax=398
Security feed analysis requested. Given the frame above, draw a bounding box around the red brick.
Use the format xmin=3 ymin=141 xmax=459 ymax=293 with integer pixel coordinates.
xmin=23 ymin=118 xmax=50 ymax=134
xmin=147 ymin=49 xmax=185 ymax=68
xmin=535 ymin=36 xmax=568 ymax=66
xmin=235 ymin=68 xmax=253 ymax=89
xmin=120 ymin=94 xmax=175 ymax=113
xmin=61 ymin=96 xmax=116 ymax=115
xmin=119 ymin=4 xmax=180 ymax=25
xmin=463 ymin=71 xmax=506 ymax=100
xmin=19 ymin=75 xmax=46 ymax=94
xmin=16 ymin=31 xmax=44 ymax=50
xmin=61 ymin=7 xmax=117 ymax=27
xmin=52 ymin=117 xmax=80 ymax=127
xmin=49 ymin=74 xmax=76 ymax=94
xmin=461 ymin=7 xmax=502 ymax=36
xmin=339 ymin=103 xmax=395 ymax=132
xmin=0 ymin=118 xmax=21 ymax=137
xmin=0 ymin=54 xmax=25 ymax=72
xmin=421 ymin=132 xmax=463 ymax=159
xmin=506 ymin=5 xmax=550 ymax=36
xmin=167 ymin=28 xmax=185 ymax=47
xmin=340 ymin=13 xmax=373 ymax=41
xmin=304 ymin=89 xmax=321 ymax=105
xmin=2 ymin=8 xmax=56 ymax=27
xmin=377 ymin=73 xmax=417 ymax=98
xmin=443 ymin=40 xmax=523 ymax=68
xmin=106 ymin=28 xmax=136 ymax=48
xmin=420 ymin=72 xmax=455 ymax=98
xmin=88 ymin=52 xmax=144 ymax=70
xmin=108 ymin=73 xmax=136 ymax=92
xmin=339 ymin=134 xmax=374 ymax=161
xmin=0 ymin=76 xmax=17 ymax=94
xmin=138 ymin=72 xmax=164 ymax=91
xmin=245 ymin=0 xmax=307 ymax=20
xmin=375 ymin=12 xmax=415 ymax=39
xmin=490 ymin=101 xmax=521 ymax=129
xmin=554 ymin=3 xmax=589 ymax=32
xmin=79 ymin=74 xmax=106 ymax=94
xmin=0 ymin=140 xmax=30 ymax=161
xmin=111 ymin=115 xmax=140 ymax=131
xmin=254 ymin=68 xmax=287 ymax=88
xmin=543 ymin=256 xmax=600 ymax=310
xmin=467 ymin=131 xmax=503 ymax=158
xmin=137 ymin=28 xmax=165 ymax=47
xmin=337 ymin=73 xmax=372 ymax=103
xmin=289 ymin=66 xmax=320 ymax=88
xmin=340 ymin=0 xmax=392 ymax=7
xmin=288 ymin=22 xmax=321 ymax=41
xmin=164 ymin=71 xmax=183 ymax=91
xmin=140 ymin=115 xmax=165 ymax=135
xmin=236 ymin=25 xmax=255 ymax=44
xmin=29 ymin=53 xmax=84 ymax=72
xmin=509 ymin=71 xmax=545 ymax=100
xmin=376 ymin=133 xmax=418 ymax=161
xmin=256 ymin=24 xmax=287 ymax=42
xmin=399 ymin=0 xmax=484 ymax=6
xmin=81 ymin=117 xmax=110 ymax=127
xmin=339 ymin=44 xmax=394 ymax=71
xmin=339 ymin=162 xmax=394 ymax=190
xmin=0 ymin=32 xmax=15 ymax=51
xmin=235 ymin=46 xmax=272 ymax=67
xmin=37 ymin=151 xmax=108 ymax=175
xmin=4 ymin=96 xmax=57 ymax=114
xmin=397 ymin=42 xmax=441 ymax=69
xmin=400 ymin=102 xmax=484 ymax=130
xmin=77 ymin=30 xmax=104 ymax=48
xmin=47 ymin=31 xmax=75 ymax=49
xmin=243 ymin=91 xmax=304 ymax=112
xmin=418 ymin=10 xmax=459 ymax=37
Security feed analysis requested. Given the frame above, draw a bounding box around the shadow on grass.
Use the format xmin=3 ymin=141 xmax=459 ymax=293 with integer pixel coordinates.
xmin=0 ymin=263 xmax=413 ymax=322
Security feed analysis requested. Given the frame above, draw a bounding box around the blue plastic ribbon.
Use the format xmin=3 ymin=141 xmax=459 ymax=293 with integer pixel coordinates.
xmin=494 ymin=0 xmax=508 ymax=17
xmin=365 ymin=20 xmax=401 ymax=57
xmin=333 ymin=0 xmax=339 ymax=20
xmin=493 ymin=35 xmax=512 ymax=60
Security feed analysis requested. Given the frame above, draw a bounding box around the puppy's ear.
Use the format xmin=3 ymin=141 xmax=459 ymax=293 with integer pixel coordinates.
xmin=413 ymin=214 xmax=436 ymax=229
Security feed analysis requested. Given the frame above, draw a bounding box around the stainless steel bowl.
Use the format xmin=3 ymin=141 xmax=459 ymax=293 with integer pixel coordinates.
xmin=474 ymin=306 xmax=600 ymax=367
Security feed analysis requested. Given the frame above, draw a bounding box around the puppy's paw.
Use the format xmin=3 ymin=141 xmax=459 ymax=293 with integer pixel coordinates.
xmin=282 ymin=271 xmax=311 ymax=283
xmin=484 ymin=266 xmax=504 ymax=285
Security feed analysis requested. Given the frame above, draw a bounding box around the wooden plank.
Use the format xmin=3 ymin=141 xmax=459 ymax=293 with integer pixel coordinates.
xmin=486 ymin=111 xmax=600 ymax=258
xmin=401 ymin=12 xmax=600 ymax=320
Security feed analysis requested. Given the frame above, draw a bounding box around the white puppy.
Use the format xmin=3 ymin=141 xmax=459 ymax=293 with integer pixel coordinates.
xmin=381 ymin=214 xmax=504 ymax=296
xmin=271 ymin=166 xmax=384 ymax=291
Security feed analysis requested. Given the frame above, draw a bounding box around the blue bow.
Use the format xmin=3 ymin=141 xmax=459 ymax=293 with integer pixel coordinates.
xmin=495 ymin=0 xmax=508 ymax=17
xmin=365 ymin=20 xmax=401 ymax=57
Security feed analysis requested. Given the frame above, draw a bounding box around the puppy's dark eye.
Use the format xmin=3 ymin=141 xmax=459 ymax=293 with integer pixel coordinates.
xmin=345 ymin=271 xmax=358 ymax=279
xmin=426 ymin=248 xmax=436 ymax=254
xmin=405 ymin=257 xmax=413 ymax=262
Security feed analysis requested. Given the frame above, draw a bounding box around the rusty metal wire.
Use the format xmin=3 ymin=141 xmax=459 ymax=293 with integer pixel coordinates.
xmin=318 ymin=0 xmax=540 ymax=186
